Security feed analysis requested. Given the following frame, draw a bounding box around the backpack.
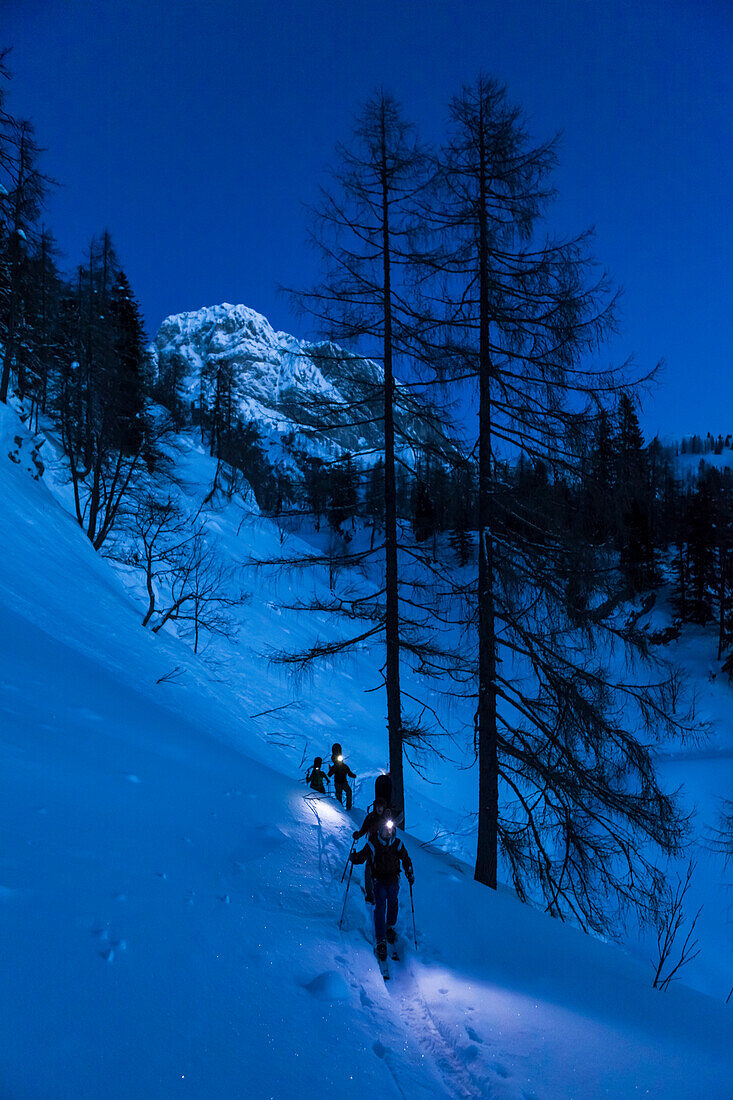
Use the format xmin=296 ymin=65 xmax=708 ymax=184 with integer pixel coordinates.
xmin=369 ymin=835 xmax=402 ymax=880
xmin=374 ymin=774 xmax=392 ymax=804
xmin=331 ymin=761 xmax=350 ymax=784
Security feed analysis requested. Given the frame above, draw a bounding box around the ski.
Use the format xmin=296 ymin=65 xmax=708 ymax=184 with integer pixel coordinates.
xmin=376 ymin=952 xmax=390 ymax=981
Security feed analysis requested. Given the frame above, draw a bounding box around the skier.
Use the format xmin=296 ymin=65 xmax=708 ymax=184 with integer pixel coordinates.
xmin=350 ymin=818 xmax=414 ymax=961
xmin=329 ymin=751 xmax=356 ymax=811
xmin=352 ymin=775 xmax=398 ymax=903
xmin=305 ymin=756 xmax=329 ymax=794
xmin=353 ymin=775 xmax=395 ymax=837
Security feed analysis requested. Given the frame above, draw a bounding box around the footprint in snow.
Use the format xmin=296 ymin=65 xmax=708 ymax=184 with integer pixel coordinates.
xmin=466 ymin=1026 xmax=483 ymax=1044
xmin=372 ymin=1040 xmax=388 ymax=1060
xmin=460 ymin=1045 xmax=479 ymax=1064
xmin=92 ymin=927 xmax=127 ymax=961
xmin=492 ymin=1062 xmax=511 ymax=1079
xmin=359 ymin=987 xmax=373 ymax=1009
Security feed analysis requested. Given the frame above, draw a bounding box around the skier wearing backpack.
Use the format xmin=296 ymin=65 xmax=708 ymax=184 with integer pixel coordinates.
xmin=305 ymin=757 xmax=329 ymax=794
xmin=350 ymin=818 xmax=414 ymax=960
xmin=352 ymin=775 xmax=401 ymax=903
xmin=329 ymin=751 xmax=356 ymax=810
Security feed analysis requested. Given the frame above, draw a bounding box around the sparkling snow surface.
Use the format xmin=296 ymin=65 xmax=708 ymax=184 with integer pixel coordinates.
xmin=1 ymin=401 xmax=731 ymax=1098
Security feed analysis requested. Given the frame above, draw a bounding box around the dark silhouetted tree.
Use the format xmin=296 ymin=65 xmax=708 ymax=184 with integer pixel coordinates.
xmin=284 ymin=91 xmax=432 ymax=821
xmin=411 ymin=76 xmax=697 ymax=931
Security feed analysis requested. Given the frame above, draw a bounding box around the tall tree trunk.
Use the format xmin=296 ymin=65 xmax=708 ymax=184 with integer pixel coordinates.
xmin=474 ymin=106 xmax=499 ymax=889
xmin=0 ymin=250 xmax=18 ymax=402
xmin=0 ymin=132 xmax=27 ymax=403
xmin=718 ymin=546 xmax=727 ymax=660
xmin=142 ymin=545 xmax=156 ymax=627
xmin=86 ymin=454 xmax=101 ymax=544
xmin=380 ymin=117 xmax=404 ymax=823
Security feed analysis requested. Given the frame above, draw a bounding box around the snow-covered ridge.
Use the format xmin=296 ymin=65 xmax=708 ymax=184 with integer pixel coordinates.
xmin=150 ymin=303 xmax=440 ymax=472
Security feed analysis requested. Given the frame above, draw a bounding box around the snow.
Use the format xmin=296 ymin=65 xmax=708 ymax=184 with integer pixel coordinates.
xmin=676 ymin=449 xmax=733 ymax=477
xmin=304 ymin=970 xmax=352 ymax=1000
xmin=150 ymin=303 xmax=448 ymax=477
xmin=1 ymin=398 xmax=732 ymax=1097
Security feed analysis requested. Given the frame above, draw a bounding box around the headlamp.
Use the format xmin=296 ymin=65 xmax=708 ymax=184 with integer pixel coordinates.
xmin=385 ymin=819 xmax=394 ymax=831
xmin=337 ymin=754 xmax=343 ymax=762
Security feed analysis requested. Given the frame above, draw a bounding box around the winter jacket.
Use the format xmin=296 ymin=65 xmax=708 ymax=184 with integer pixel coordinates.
xmin=306 ymin=766 xmax=329 ymax=794
xmin=353 ymin=803 xmax=401 ymax=840
xmin=329 ymin=760 xmax=356 ymax=787
xmin=351 ymin=834 xmax=413 ymax=885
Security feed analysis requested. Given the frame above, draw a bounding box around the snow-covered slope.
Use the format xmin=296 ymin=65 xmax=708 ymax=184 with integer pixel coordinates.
xmin=1 ymin=405 xmax=732 ymax=1097
xmin=676 ymin=449 xmax=733 ymax=478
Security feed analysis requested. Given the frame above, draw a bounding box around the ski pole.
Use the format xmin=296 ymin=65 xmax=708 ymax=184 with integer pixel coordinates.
xmin=341 ymin=837 xmax=356 ymax=882
xmin=409 ymin=879 xmax=418 ymax=949
xmin=339 ymin=860 xmax=354 ymax=929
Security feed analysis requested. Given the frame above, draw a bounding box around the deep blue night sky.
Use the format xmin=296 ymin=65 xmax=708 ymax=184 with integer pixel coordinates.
xmin=3 ymin=0 xmax=731 ymax=438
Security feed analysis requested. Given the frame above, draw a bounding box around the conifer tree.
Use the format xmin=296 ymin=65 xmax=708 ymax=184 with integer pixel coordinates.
xmin=412 ymin=76 xmax=697 ymax=930
xmin=584 ymin=409 xmax=615 ymax=541
xmin=411 ymin=475 xmax=437 ymax=544
xmin=109 ymin=269 xmax=146 ymax=454
xmin=284 ymin=92 xmax=432 ymax=821
xmin=365 ymin=457 xmax=385 ymax=536
xmin=0 ymin=115 xmax=52 ymax=403
xmin=55 ymin=233 xmax=162 ymax=549
xmin=613 ymin=394 xmax=655 ymax=590
xmin=327 ymin=453 xmax=359 ymax=532
xmin=7 ymin=227 xmax=66 ymax=422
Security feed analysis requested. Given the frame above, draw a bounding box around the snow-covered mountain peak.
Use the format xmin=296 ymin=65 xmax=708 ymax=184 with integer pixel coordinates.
xmin=150 ymin=302 xmax=439 ymax=481
xmin=155 ymin=302 xmax=297 ymax=370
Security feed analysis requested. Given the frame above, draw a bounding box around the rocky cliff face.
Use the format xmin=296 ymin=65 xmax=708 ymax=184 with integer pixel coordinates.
xmin=149 ymin=303 xmax=445 ymax=474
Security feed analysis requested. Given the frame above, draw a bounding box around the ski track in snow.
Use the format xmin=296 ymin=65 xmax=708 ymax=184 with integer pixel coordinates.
xmin=384 ymin=961 xmax=491 ymax=1099
xmin=333 ymin=825 xmax=525 ymax=1100
xmin=385 ymin=946 xmax=536 ymax=1100
xmin=337 ymin=924 xmax=456 ymax=1098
